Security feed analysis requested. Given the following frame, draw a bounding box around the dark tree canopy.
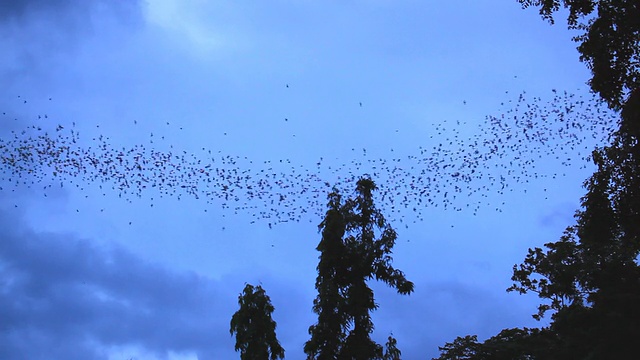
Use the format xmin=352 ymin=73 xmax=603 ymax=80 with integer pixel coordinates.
xmin=519 ymin=0 xmax=640 ymax=110
xmin=435 ymin=3 xmax=640 ymax=358
xmin=433 ymin=328 xmax=557 ymax=360
xmin=507 ymin=92 xmax=640 ymax=357
xmin=341 ymin=177 xmax=414 ymax=360
xmin=305 ymin=177 xmax=413 ymax=360
xmin=305 ymin=191 xmax=350 ymax=359
xmin=230 ymin=284 xmax=285 ymax=360
xmin=383 ymin=334 xmax=402 ymax=360
xmin=435 ymin=335 xmax=481 ymax=360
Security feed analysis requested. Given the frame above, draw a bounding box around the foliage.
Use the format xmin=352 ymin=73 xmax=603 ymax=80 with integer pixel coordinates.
xmin=518 ymin=0 xmax=640 ymax=110
xmin=230 ymin=284 xmax=285 ymax=360
xmin=383 ymin=334 xmax=402 ymax=360
xmin=340 ymin=177 xmax=414 ymax=360
xmin=304 ymin=190 xmax=350 ymax=359
xmin=305 ymin=176 xmax=414 ymax=360
xmin=435 ymin=335 xmax=481 ymax=360
xmin=437 ymin=2 xmax=640 ymax=356
xmin=433 ymin=328 xmax=556 ymax=360
xmin=507 ymin=92 xmax=640 ymax=357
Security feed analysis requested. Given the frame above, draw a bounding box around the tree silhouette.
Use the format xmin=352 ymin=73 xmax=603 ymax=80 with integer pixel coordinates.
xmin=340 ymin=177 xmax=414 ymax=360
xmin=434 ymin=75 xmax=640 ymax=360
xmin=434 ymin=334 xmax=481 ymax=360
xmin=383 ymin=334 xmax=402 ymax=360
xmin=507 ymin=104 xmax=640 ymax=358
xmin=304 ymin=190 xmax=350 ymax=359
xmin=434 ymin=2 xmax=640 ymax=358
xmin=230 ymin=284 xmax=285 ymax=360
xmin=518 ymin=0 xmax=640 ymax=111
xmin=506 ymin=2 xmax=640 ymax=356
xmin=305 ymin=176 xmax=414 ymax=360
xmin=434 ymin=328 xmax=556 ymax=360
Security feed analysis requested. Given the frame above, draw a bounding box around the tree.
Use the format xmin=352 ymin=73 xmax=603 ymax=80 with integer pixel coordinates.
xmin=433 ymin=328 xmax=556 ymax=360
xmin=518 ymin=0 xmax=640 ymax=111
xmin=230 ymin=284 xmax=285 ymax=360
xmin=305 ymin=190 xmax=350 ymax=359
xmin=512 ymin=3 xmax=640 ymax=357
xmin=435 ymin=2 xmax=640 ymax=358
xmin=383 ymin=334 xmax=402 ymax=360
xmin=340 ymin=177 xmax=414 ymax=360
xmin=434 ymin=335 xmax=481 ymax=360
xmin=305 ymin=176 xmax=414 ymax=360
xmin=507 ymin=132 xmax=640 ymax=358
xmin=507 ymin=88 xmax=640 ymax=357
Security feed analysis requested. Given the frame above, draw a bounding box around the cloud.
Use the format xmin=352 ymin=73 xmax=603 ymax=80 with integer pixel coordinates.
xmin=143 ymin=0 xmax=256 ymax=59
xmin=0 ymin=198 xmax=543 ymax=359
xmin=0 ymin=0 xmax=144 ymax=87
xmin=0 ymin=0 xmax=142 ymax=25
xmin=0 ymin=206 xmax=240 ymax=359
xmin=0 ymin=0 xmax=75 ymax=21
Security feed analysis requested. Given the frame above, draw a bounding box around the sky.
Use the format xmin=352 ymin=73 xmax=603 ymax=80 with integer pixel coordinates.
xmin=0 ymin=1 xmax=619 ymax=359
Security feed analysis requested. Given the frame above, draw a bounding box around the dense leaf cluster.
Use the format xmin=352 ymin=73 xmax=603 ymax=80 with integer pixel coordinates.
xmin=230 ymin=284 xmax=285 ymax=360
xmin=436 ymin=76 xmax=640 ymax=360
xmin=434 ymin=2 xmax=640 ymax=359
xmin=230 ymin=178 xmax=411 ymax=360
xmin=436 ymin=328 xmax=559 ymax=360
xmin=519 ymin=0 xmax=640 ymax=110
xmin=305 ymin=177 xmax=413 ymax=360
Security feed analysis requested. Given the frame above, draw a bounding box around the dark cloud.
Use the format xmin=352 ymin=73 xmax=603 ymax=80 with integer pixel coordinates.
xmin=0 ymin=199 xmax=541 ymax=359
xmin=0 ymin=0 xmax=76 ymax=20
xmin=0 ymin=0 xmax=142 ymax=24
xmin=0 ymin=206 xmax=239 ymax=359
xmin=0 ymin=0 xmax=144 ymax=89
xmin=0 ymin=0 xmax=147 ymax=145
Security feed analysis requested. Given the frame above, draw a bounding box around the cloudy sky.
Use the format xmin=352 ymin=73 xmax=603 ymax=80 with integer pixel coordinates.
xmin=0 ymin=1 xmax=617 ymax=359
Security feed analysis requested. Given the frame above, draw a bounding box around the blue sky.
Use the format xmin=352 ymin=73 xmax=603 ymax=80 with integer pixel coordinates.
xmin=0 ymin=1 xmax=617 ymax=359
